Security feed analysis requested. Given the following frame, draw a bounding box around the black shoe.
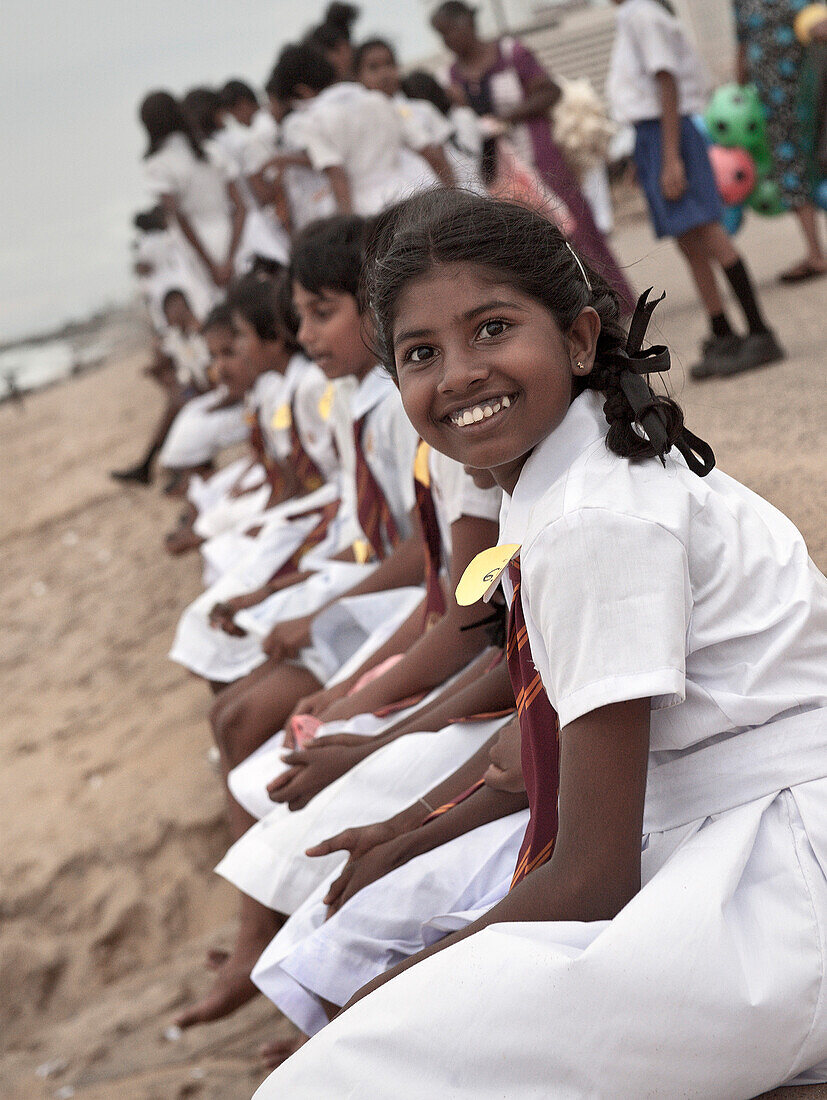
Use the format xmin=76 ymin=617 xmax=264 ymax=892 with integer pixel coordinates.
xmin=110 ymin=462 xmax=152 ymax=485
xmin=717 ymin=330 xmax=785 ymax=376
xmin=689 ymin=334 xmax=743 ymax=381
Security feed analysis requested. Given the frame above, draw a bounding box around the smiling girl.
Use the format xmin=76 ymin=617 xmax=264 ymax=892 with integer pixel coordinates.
xmin=254 ymin=189 xmax=827 ymax=1097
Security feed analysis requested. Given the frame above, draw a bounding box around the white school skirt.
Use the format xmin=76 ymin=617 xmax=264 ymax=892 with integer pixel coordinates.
xmin=252 ymin=809 xmax=530 ymax=1036
xmin=168 ymin=555 xmax=369 ymax=684
xmin=217 ymin=716 xmax=509 ymax=917
xmin=158 ymin=391 xmax=248 ymax=470
xmin=187 ymin=457 xmax=258 ymax=516
xmin=255 ymin=776 xmax=827 ymax=1099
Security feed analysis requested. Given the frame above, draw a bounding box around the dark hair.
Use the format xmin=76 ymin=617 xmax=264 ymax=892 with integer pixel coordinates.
xmin=290 ymin=214 xmax=369 ymax=300
xmin=182 ymin=86 xmax=222 ymax=140
xmin=134 ymin=205 xmax=167 ymax=233
xmin=400 ymin=70 xmax=452 ymax=116
xmin=353 ymin=37 xmax=396 ymax=75
xmin=162 ymin=287 xmax=189 ymax=313
xmin=227 ymin=272 xmax=300 ymax=350
xmin=267 ymin=43 xmax=338 ymax=101
xmin=306 ymin=3 xmax=360 ymax=50
xmin=432 ymin=1 xmax=477 ymax=24
xmin=140 ymin=91 xmax=203 ymax=159
xmin=364 ymin=190 xmax=684 ymax=463
xmin=219 ymin=79 xmax=259 ymax=110
xmin=201 ymin=302 xmax=235 ymax=333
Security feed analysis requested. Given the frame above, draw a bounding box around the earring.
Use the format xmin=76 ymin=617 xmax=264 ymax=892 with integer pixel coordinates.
xmin=574 ymin=360 xmax=585 ymax=373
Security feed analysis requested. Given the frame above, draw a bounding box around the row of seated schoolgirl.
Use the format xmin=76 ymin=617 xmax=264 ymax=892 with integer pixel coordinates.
xmin=141 ymin=183 xmax=827 ymax=1096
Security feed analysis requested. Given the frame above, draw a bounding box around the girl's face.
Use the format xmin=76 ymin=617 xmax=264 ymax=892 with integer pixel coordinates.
xmin=357 ymin=45 xmax=399 ymax=97
xmin=208 ymin=326 xmax=253 ymax=396
xmin=392 ymin=263 xmax=596 ymax=493
xmin=233 ymin=312 xmax=287 ymax=377
xmin=431 ymin=14 xmax=477 ymax=57
xmin=326 ymin=40 xmax=354 ymax=80
xmin=293 ymin=281 xmax=374 ymax=381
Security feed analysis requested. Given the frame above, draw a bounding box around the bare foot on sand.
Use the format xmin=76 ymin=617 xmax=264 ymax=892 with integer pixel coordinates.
xmin=260 ymin=1032 xmax=308 ymax=1071
xmin=175 ymin=945 xmax=263 ymax=1029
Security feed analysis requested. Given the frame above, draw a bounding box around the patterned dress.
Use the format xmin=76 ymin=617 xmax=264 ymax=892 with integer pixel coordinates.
xmin=733 ymin=0 xmax=819 ymax=206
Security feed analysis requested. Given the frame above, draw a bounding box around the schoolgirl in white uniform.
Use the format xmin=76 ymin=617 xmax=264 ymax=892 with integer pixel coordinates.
xmin=255 ymin=190 xmax=827 ymax=1098
xmin=265 ymin=43 xmax=443 ymax=216
xmin=399 ymin=69 xmax=488 ymax=194
xmin=140 ymin=91 xmax=239 ymax=306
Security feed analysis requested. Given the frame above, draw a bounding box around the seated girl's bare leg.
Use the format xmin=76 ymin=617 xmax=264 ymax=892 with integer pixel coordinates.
xmin=260 ymin=1031 xmax=309 ymax=1071
xmin=208 ymin=657 xmax=280 ymax=729
xmin=176 ymin=662 xmax=321 ymax=1028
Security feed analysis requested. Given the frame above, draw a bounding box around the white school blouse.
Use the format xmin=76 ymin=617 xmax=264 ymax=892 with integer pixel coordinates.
xmin=499 ymin=390 xmax=827 ymax=832
xmin=268 ymin=354 xmax=338 ymax=482
xmin=607 ymin=0 xmax=709 ymax=125
xmin=144 ymin=133 xmax=232 ymax=263
xmin=286 ymin=83 xmax=439 ymax=215
xmin=429 ymin=449 xmax=502 ymax=567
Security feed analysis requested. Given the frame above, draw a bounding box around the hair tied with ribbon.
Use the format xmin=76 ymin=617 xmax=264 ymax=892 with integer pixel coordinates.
xmin=607 ymin=288 xmax=715 ymax=477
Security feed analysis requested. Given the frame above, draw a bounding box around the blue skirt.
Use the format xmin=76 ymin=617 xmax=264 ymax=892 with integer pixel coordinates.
xmin=634 ymin=116 xmax=723 ymax=238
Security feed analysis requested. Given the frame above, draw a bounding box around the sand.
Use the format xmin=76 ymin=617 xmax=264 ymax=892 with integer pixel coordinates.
xmin=1 ymin=208 xmax=825 ymax=1099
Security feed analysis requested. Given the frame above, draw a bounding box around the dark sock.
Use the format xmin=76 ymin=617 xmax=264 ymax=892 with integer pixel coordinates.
xmin=710 ymin=313 xmax=733 ymax=339
xmin=723 ymin=258 xmax=769 ymax=335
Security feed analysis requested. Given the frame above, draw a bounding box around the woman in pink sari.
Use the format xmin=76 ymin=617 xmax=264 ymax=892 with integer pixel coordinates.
xmin=431 ymin=0 xmax=633 ymax=309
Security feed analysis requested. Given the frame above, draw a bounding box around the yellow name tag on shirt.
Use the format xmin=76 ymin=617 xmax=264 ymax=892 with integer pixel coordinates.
xmin=318 ymin=384 xmax=334 ymax=422
xmin=352 ymin=538 xmax=372 ymax=564
xmin=414 ymin=441 xmax=431 ymax=487
xmin=455 ymin=543 xmax=521 ymax=606
xmin=271 ymin=404 xmax=292 ymax=431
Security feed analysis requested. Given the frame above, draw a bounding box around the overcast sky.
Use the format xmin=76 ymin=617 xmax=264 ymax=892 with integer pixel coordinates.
xmin=0 ymin=0 xmax=472 ymax=341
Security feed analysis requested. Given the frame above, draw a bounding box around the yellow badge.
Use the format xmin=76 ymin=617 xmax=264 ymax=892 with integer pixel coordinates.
xmin=318 ymin=383 xmax=334 ymax=422
xmin=455 ymin=543 xmax=521 ymax=606
xmin=414 ymin=441 xmax=431 ymax=487
xmin=352 ymin=538 xmax=372 ymax=564
xmin=271 ymin=403 xmax=292 ymax=431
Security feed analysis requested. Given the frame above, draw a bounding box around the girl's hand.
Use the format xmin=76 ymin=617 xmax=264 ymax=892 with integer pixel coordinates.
xmin=483 ymin=717 xmax=524 ymax=794
xmin=209 ymin=590 xmax=266 ymax=633
xmin=290 ymin=680 xmax=352 ymax=722
xmin=266 ymin=739 xmax=371 ymax=810
xmin=261 ymin=615 xmax=313 ymax=661
xmin=321 ymin=834 xmax=412 ymax=917
xmin=306 ymin=818 xmax=400 ymax=865
xmin=660 ymin=154 xmax=687 ymax=201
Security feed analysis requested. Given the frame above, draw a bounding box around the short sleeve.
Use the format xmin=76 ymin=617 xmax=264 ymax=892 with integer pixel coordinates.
xmin=509 ymin=39 xmax=551 ymax=88
xmin=625 ymin=6 xmax=685 ymax=77
xmin=522 ymin=509 xmax=690 ymax=728
xmin=144 ymin=147 xmax=185 ymax=199
xmin=288 ymin=112 xmax=344 ymax=171
xmin=430 ymin=451 xmax=501 ymax=526
xmin=400 ymin=100 xmax=453 ymax=149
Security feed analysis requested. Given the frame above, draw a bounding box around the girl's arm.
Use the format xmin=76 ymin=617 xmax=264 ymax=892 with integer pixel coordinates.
xmin=498 ymin=73 xmax=560 ymax=124
xmin=309 ymin=515 xmax=500 ymax=720
xmin=419 ymin=144 xmax=456 ymax=187
xmin=654 ymin=71 xmax=687 ymax=201
xmin=324 ymin=165 xmax=353 ymax=213
xmin=162 ymin=195 xmax=219 ymax=282
xmin=342 ymin=697 xmax=650 ymax=1008
xmin=223 ymin=180 xmax=247 ymax=276
xmin=261 ymin=524 xmax=425 ymax=661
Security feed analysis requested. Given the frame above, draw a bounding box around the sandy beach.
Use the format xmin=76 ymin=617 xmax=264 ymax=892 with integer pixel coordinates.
xmin=2 ymin=207 xmax=825 ymax=1099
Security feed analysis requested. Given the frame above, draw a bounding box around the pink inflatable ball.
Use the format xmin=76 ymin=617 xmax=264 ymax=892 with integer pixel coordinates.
xmin=708 ymin=145 xmax=757 ymax=206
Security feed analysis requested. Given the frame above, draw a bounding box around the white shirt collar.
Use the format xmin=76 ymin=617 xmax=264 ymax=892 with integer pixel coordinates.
xmin=349 ymin=365 xmax=395 ymax=422
xmin=500 ymin=390 xmax=607 ymax=544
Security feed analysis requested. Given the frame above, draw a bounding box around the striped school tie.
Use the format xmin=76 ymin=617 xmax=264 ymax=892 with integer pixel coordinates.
xmin=288 ymin=406 xmax=325 ymax=495
xmin=413 ymin=442 xmax=447 ymax=627
xmin=246 ymin=406 xmax=284 ymax=495
xmin=352 ymin=413 xmax=400 ymax=561
xmin=506 ymin=556 xmax=561 ymax=888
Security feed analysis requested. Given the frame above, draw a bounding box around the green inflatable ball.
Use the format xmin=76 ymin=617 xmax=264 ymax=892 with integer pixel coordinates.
xmin=704 ymin=84 xmax=766 ymax=152
xmin=746 ymin=177 xmax=787 ymax=216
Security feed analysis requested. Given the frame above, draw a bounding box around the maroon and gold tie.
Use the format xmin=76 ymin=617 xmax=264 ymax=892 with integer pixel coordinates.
xmin=288 ymin=410 xmax=325 ymax=495
xmin=247 ymin=407 xmax=284 ymax=495
xmin=353 ymin=414 xmax=400 ymax=561
xmin=506 ymin=556 xmax=561 ymax=888
xmin=413 ymin=442 xmax=447 ymax=628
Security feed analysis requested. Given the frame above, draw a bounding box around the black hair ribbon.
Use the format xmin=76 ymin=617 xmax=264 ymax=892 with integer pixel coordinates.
xmin=606 ymin=288 xmax=716 ymax=477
